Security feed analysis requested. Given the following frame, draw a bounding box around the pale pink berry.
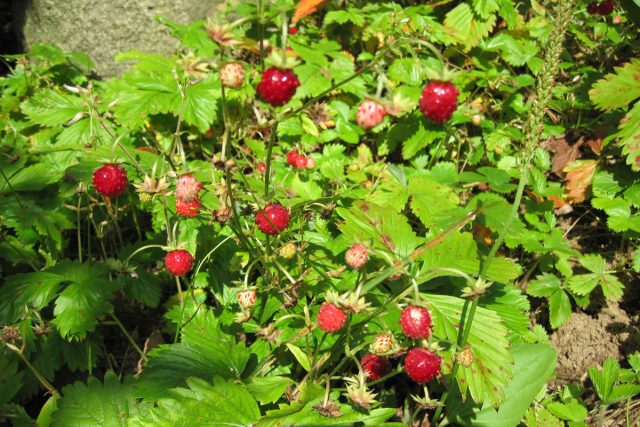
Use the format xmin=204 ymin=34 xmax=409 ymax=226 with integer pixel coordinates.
xmin=237 ymin=290 xmax=257 ymax=309
xmin=345 ymin=243 xmax=369 ymax=269
xmin=306 ymin=157 xmax=315 ymax=169
xmin=371 ymin=333 xmax=393 ymax=355
xmin=356 ymin=100 xmax=386 ymax=130
xmin=176 ymin=174 xmax=203 ymax=203
xmin=220 ymin=62 xmax=245 ymax=89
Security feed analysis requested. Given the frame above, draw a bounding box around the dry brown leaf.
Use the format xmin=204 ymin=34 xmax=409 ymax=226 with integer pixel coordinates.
xmin=564 ymin=160 xmax=598 ymax=203
xmin=292 ymin=0 xmax=330 ymax=23
xmin=541 ymin=136 xmax=584 ymax=175
xmin=586 ymin=138 xmax=604 ymax=155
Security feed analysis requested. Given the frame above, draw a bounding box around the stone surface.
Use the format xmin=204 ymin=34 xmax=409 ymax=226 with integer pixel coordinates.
xmin=13 ymin=0 xmax=224 ymax=77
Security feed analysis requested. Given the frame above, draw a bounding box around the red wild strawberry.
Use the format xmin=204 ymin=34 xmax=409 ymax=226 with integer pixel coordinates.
xmin=220 ymin=62 xmax=245 ymax=89
xmin=165 ymin=250 xmax=194 ymax=276
xmin=256 ymin=67 xmax=300 ymax=106
xmin=356 ymin=100 xmax=386 ymax=130
xmin=176 ymin=196 xmax=202 ymax=217
xmin=400 ymin=305 xmax=432 ymax=339
xmin=306 ymin=157 xmax=315 ymax=169
xmin=176 ymin=174 xmax=203 ymax=203
xmin=317 ymin=302 xmax=347 ymax=333
xmin=345 ymin=243 xmax=369 ymax=269
xmin=256 ymin=162 xmax=267 ymax=174
xmin=93 ymin=164 xmax=128 ymax=197
xmin=404 ymin=347 xmax=441 ymax=384
xmin=287 ymin=150 xmax=300 ymax=166
xmin=288 ymin=26 xmax=298 ymax=35
xmin=361 ymin=354 xmax=390 ymax=381
xmin=419 ymin=81 xmax=459 ymax=124
xmin=237 ymin=290 xmax=257 ymax=309
xmin=255 ymin=203 xmax=290 ymax=235
xmin=371 ymin=333 xmax=393 ymax=355
xmin=294 ymin=154 xmax=308 ymax=169
xmin=597 ymin=0 xmax=615 ymax=14
xmin=587 ymin=2 xmax=599 ymax=14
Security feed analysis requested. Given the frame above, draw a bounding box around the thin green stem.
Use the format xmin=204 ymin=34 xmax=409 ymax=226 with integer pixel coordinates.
xmin=6 ymin=343 xmax=60 ymax=397
xmin=172 ymin=78 xmax=188 ymax=166
xmin=0 ymin=167 xmax=25 ymax=209
xmin=77 ymin=192 xmax=83 ymax=263
xmin=597 ymin=403 xmax=607 ymax=427
xmin=258 ymin=0 xmax=265 ymax=72
xmin=109 ymin=312 xmax=147 ymax=361
xmin=263 ymin=121 xmax=279 ymax=197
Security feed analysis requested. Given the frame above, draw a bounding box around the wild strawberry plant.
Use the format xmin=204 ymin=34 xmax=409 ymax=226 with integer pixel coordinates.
xmin=1 ymin=0 xmax=639 ymax=426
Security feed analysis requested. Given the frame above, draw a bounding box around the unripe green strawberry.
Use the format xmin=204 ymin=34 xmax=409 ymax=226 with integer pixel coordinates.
xmin=370 ymin=333 xmax=393 ymax=355
xmin=279 ymin=242 xmax=297 ymax=259
xmin=220 ymin=62 xmax=245 ymax=89
xmin=457 ymin=347 xmax=475 ymax=367
xmin=237 ymin=289 xmax=257 ymax=309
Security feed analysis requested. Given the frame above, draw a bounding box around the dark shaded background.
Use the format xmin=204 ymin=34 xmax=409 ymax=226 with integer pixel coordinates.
xmin=1 ymin=0 xmax=23 ymax=74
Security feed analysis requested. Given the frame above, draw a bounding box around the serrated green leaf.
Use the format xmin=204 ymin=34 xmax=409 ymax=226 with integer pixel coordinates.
xmin=0 ymin=163 xmax=63 ymax=193
xmin=388 ymin=58 xmax=424 ymax=87
xmin=445 ymin=3 xmax=497 ymax=50
xmin=427 ymin=293 xmax=513 ymax=406
xmin=617 ymin=102 xmax=640 ymax=171
xmin=545 ymin=400 xmax=587 ymax=422
xmin=255 ymin=382 xmax=396 ymax=426
xmin=0 ymin=355 xmax=23 ymax=404
xmin=324 ymin=9 xmax=366 ymax=26
xmin=129 ymin=377 xmax=260 ymax=427
xmin=473 ymin=0 xmax=500 ymax=19
xmin=181 ymin=76 xmax=217 ymax=132
xmin=158 ymin=18 xmax=218 ymax=57
xmin=418 ymin=231 xmax=521 ymax=284
xmin=589 ymin=59 xmax=640 ymax=111
xmin=52 ymin=277 xmax=116 ymax=340
xmin=607 ymin=383 xmax=640 ymax=403
xmin=548 ymin=289 xmax=572 ymax=329
xmin=51 ymin=371 xmax=136 ymax=427
xmin=21 ymin=89 xmax=83 ymax=127
xmin=245 ymin=376 xmax=294 ymax=405
xmin=337 ymin=200 xmax=421 ymax=258
xmin=409 ymin=176 xmax=459 ymax=228
xmin=464 ymin=344 xmax=557 ymax=426
xmin=526 ymin=273 xmax=561 ymax=297
xmin=135 ymin=309 xmax=250 ymax=400
xmin=589 ymin=358 xmax=620 ymax=403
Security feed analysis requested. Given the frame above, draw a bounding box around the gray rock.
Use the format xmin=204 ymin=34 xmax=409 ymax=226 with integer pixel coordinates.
xmin=13 ymin=0 xmax=224 ymax=77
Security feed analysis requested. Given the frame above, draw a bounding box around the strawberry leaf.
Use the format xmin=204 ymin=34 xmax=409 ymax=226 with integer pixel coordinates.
xmin=129 ymin=377 xmax=260 ymax=427
xmin=135 ymin=309 xmax=251 ymax=400
xmin=589 ymin=59 xmax=640 ymax=111
xmin=52 ymin=371 xmax=137 ymax=426
xmin=426 ymin=293 xmax=513 ymax=406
